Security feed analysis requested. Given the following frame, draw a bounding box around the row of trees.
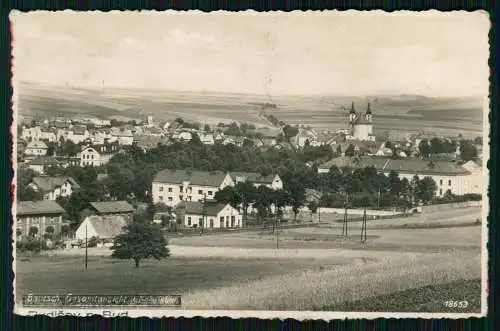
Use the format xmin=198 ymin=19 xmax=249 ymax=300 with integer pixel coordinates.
xmin=418 ymin=137 xmax=479 ymax=161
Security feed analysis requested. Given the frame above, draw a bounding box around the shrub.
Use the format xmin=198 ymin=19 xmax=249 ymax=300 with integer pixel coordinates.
xmin=16 ymin=237 xmax=42 ymax=253
xmin=28 ymin=226 xmax=39 ymax=238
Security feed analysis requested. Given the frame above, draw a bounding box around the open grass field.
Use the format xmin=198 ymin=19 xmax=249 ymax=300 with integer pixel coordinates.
xmin=16 ymin=82 xmax=484 ymax=138
xmin=15 ymin=206 xmax=484 ymax=312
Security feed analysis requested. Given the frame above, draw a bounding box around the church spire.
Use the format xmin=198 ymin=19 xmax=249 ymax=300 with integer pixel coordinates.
xmin=366 ymin=101 xmax=372 ymax=114
xmin=350 ymin=101 xmax=356 ymax=114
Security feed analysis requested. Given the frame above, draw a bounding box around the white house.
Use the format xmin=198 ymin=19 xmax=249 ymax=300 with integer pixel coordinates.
xmin=39 ymin=127 xmax=57 ymax=142
xmin=67 ymin=126 xmax=90 ymax=144
xmin=79 ymin=143 xmax=118 ymax=167
xmin=183 ymin=201 xmax=242 ymax=229
xmin=318 ymin=156 xmax=481 ymax=197
xmin=230 ymin=172 xmax=283 ymax=190
xmin=462 ymin=160 xmax=485 ymax=195
xmin=25 ymin=140 xmax=48 ymax=156
xmin=172 ymin=131 xmax=192 ymax=142
xmin=21 ymin=126 xmax=42 ymax=141
xmin=75 ymin=215 xmax=127 ymax=244
xmin=199 ymin=133 xmax=215 ymax=145
xmin=152 ymin=169 xmax=234 ymax=206
xmin=113 ymin=130 xmax=134 ymax=145
xmin=28 ymin=176 xmax=80 ymax=200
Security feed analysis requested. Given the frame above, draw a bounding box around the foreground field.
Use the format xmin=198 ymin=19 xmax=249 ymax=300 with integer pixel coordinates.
xmin=15 ymin=206 xmax=484 ymax=312
xmin=16 ymin=256 xmax=348 ymax=299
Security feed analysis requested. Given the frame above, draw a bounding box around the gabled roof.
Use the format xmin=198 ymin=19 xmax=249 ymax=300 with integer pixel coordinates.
xmin=184 ymin=201 xmax=228 ymax=217
xmin=230 ymin=172 xmax=277 ymax=184
xmin=17 ymin=200 xmax=65 ymax=216
xmin=31 ymin=176 xmax=80 ymax=192
xmin=153 ymin=169 xmax=228 ymax=187
xmin=26 ymin=141 xmax=48 ymax=149
xmin=88 ymin=201 xmax=135 ymax=214
xmin=84 ymin=215 xmax=127 ymax=238
xmin=319 ymin=156 xmax=471 ymax=176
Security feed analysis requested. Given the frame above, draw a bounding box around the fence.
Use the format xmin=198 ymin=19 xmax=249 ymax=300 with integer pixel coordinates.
xmin=419 ymin=200 xmax=482 ymax=213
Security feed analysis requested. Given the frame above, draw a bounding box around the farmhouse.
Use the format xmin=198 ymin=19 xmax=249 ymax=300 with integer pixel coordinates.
xmin=79 ymin=143 xmax=118 ymax=167
xmin=79 ymin=201 xmax=135 ymax=222
xmin=318 ymin=156 xmax=483 ymax=197
xmin=16 ymin=200 xmax=65 ymax=237
xmin=152 ymin=169 xmax=234 ymax=206
xmin=28 ymin=176 xmax=80 ymax=200
xmin=183 ymin=200 xmax=242 ymax=229
xmin=75 ymin=215 xmax=127 ymax=244
xmin=25 ymin=140 xmax=48 ymax=157
xmin=230 ymin=172 xmax=283 ymax=190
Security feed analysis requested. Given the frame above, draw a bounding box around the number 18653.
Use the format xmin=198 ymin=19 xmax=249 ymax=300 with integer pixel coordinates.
xmin=443 ymin=300 xmax=469 ymax=309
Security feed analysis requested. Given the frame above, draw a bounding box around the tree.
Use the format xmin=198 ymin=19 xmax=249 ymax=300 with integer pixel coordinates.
xmin=285 ymin=179 xmax=306 ymax=222
xmin=28 ymin=226 xmax=38 ymax=238
xmin=214 ymin=186 xmax=241 ymax=208
xmin=418 ymin=140 xmax=432 ymax=158
xmin=61 ymin=224 xmax=70 ymax=238
xmin=204 ymin=124 xmax=211 ymax=132
xmin=234 ymin=181 xmax=257 ymax=225
xmin=283 ymin=125 xmax=299 ymax=140
xmin=459 ymin=140 xmax=478 ymax=161
xmin=111 ymin=220 xmax=170 ymax=268
xmin=416 ymin=176 xmax=437 ymax=204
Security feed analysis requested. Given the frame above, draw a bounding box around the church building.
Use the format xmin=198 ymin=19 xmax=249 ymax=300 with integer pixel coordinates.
xmin=346 ymin=101 xmax=375 ymax=142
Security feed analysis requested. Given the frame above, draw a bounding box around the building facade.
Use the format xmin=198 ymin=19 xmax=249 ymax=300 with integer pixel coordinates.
xmin=16 ymin=200 xmax=65 ymax=237
xmin=183 ymin=201 xmax=242 ymax=229
xmin=28 ymin=176 xmax=80 ymax=200
xmin=152 ymin=170 xmax=234 ymax=206
xmin=347 ymin=102 xmax=375 ymax=142
xmin=25 ymin=141 xmax=48 ymax=156
xmin=230 ymin=172 xmax=283 ymax=190
xmin=79 ymin=143 xmax=118 ymax=167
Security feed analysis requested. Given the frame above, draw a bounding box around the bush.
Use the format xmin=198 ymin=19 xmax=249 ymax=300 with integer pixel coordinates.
xmin=16 ymin=238 xmax=42 ymax=254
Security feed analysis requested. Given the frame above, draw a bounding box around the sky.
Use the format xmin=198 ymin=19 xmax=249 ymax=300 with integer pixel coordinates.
xmin=11 ymin=10 xmax=490 ymax=97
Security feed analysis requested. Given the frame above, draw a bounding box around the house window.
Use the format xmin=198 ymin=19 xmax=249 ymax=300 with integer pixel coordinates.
xmin=198 ymin=190 xmax=203 ymax=194
xmin=159 ymin=196 xmax=164 ymax=201
xmin=179 ymin=195 xmax=184 ymax=201
xmin=208 ymin=191 xmax=213 ymax=196
xmin=198 ymin=217 xmax=203 ymax=226
xmin=168 ymin=187 xmax=172 ymax=192
xmin=180 ymin=186 xmax=184 ymax=193
xmin=439 ymin=189 xmax=443 ymax=196
xmin=168 ymin=197 xmax=172 ymax=201
xmin=187 ymin=196 xmax=192 ymax=201
xmin=220 ymin=216 xmax=224 ymax=223
xmin=91 ymin=155 xmax=94 ymax=159
xmin=439 ymin=179 xmax=443 ymax=185
xmin=187 ymin=217 xmax=191 ymax=226
xmin=231 ymin=216 xmax=235 ymax=227
xmin=448 ymin=180 xmax=452 ymax=186
xmin=159 ymin=186 xmax=164 ymax=192
xmin=210 ymin=219 xmax=214 ymax=228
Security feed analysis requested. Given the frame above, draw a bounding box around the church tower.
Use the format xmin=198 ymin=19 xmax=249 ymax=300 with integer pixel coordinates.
xmin=365 ymin=101 xmax=372 ymax=123
xmin=349 ymin=101 xmax=356 ymax=123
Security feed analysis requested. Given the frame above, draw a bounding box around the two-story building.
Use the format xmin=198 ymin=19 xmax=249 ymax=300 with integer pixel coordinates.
xmin=24 ymin=140 xmax=48 ymax=157
xmin=16 ymin=200 xmax=66 ymax=237
xmin=318 ymin=156 xmax=481 ymax=197
xmin=183 ymin=200 xmax=242 ymax=229
xmin=230 ymin=172 xmax=283 ymax=190
xmin=79 ymin=143 xmax=118 ymax=167
xmin=152 ymin=169 xmax=234 ymax=206
xmin=79 ymin=201 xmax=135 ymax=222
xmin=27 ymin=176 xmax=80 ymax=200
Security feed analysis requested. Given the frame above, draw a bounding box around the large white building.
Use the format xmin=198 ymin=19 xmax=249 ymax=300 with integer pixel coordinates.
xmin=25 ymin=140 xmax=48 ymax=157
xmin=182 ymin=201 xmax=242 ymax=229
xmin=79 ymin=143 xmax=118 ymax=167
xmin=152 ymin=170 xmax=235 ymax=206
xmin=346 ymin=102 xmax=375 ymax=142
xmin=318 ymin=156 xmax=484 ymax=197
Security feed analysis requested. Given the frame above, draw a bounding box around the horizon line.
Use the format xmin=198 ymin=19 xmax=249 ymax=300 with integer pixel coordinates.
xmin=18 ymin=80 xmax=487 ymax=100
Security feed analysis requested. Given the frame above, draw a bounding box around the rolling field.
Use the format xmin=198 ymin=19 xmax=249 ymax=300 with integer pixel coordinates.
xmin=16 ymin=82 xmax=484 ymax=137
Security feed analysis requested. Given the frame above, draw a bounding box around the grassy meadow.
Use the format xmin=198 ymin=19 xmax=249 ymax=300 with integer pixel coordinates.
xmin=16 ymin=82 xmax=484 ymax=138
xmin=15 ymin=208 xmax=483 ymax=312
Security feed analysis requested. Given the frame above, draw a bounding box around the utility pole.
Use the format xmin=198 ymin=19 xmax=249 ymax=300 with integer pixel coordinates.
xmin=201 ymin=193 xmax=206 ymax=234
xmin=377 ymin=186 xmax=381 ymax=210
xmin=360 ymin=207 xmax=367 ymax=243
xmin=276 ymin=211 xmax=279 ymax=249
xmin=85 ymin=224 xmax=88 ymax=270
xmin=342 ymin=192 xmax=348 ymax=237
